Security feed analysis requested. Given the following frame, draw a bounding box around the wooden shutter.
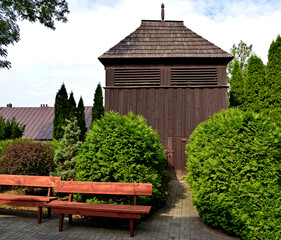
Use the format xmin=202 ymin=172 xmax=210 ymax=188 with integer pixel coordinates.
xmin=114 ymin=69 xmax=160 ymax=86
xmin=171 ymin=68 xmax=217 ymax=86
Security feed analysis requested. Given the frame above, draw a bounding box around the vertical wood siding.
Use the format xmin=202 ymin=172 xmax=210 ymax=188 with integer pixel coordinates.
xmin=105 ymin=86 xmax=228 ymax=177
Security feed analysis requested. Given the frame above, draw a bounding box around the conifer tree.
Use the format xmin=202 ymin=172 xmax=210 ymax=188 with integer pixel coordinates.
xmin=229 ymin=60 xmax=244 ymax=108
xmin=243 ymin=55 xmax=266 ymax=112
xmin=53 ymin=83 xmax=69 ymax=140
xmin=51 ymin=118 xmax=82 ymax=180
xmin=263 ymin=35 xmax=281 ymax=125
xmin=68 ymin=91 xmax=77 ymax=120
xmin=91 ymin=83 xmax=104 ymax=124
xmin=77 ymin=96 xmax=87 ymax=141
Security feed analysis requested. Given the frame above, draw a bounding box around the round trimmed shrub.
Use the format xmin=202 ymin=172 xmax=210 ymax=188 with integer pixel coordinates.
xmin=75 ymin=111 xmax=168 ymax=209
xmin=186 ymin=108 xmax=281 ymax=240
xmin=0 ymin=139 xmax=55 ymax=176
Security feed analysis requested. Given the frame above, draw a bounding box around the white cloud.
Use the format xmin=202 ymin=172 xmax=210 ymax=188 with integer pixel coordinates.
xmin=0 ymin=0 xmax=280 ymax=107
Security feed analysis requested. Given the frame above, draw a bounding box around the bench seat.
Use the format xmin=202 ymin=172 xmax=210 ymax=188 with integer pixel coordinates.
xmin=0 ymin=194 xmax=57 ymax=205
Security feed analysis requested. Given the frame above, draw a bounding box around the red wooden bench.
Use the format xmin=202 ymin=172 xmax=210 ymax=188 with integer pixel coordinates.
xmin=0 ymin=174 xmax=61 ymax=223
xmin=47 ymin=181 xmax=152 ymax=237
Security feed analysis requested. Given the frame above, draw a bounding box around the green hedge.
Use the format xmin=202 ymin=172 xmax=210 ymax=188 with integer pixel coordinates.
xmin=0 ymin=139 xmax=55 ymax=176
xmin=186 ymin=108 xmax=281 ymax=239
xmin=75 ymin=111 xmax=168 ymax=209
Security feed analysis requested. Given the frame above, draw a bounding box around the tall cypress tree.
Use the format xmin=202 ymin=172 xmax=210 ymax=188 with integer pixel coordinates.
xmin=53 ymin=83 xmax=69 ymax=140
xmin=243 ymin=55 xmax=266 ymax=112
xmin=264 ymin=35 xmax=281 ymax=125
xmin=77 ymin=96 xmax=87 ymax=141
xmin=91 ymin=82 xmax=104 ymax=124
xmin=229 ymin=60 xmax=244 ymax=108
xmin=68 ymin=91 xmax=77 ymax=120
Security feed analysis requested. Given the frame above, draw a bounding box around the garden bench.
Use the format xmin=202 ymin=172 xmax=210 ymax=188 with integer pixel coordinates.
xmin=0 ymin=174 xmax=61 ymax=223
xmin=47 ymin=180 xmax=152 ymax=237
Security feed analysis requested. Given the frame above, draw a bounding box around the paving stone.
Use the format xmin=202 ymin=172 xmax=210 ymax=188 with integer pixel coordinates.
xmin=0 ymin=181 xmax=240 ymax=240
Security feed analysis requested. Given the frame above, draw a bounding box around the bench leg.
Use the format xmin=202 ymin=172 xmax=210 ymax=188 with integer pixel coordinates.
xmin=130 ymin=219 xmax=134 ymax=237
xmin=37 ymin=207 xmax=42 ymax=224
xmin=59 ymin=214 xmax=64 ymax=232
xmin=47 ymin=207 xmax=51 ymax=218
xmin=68 ymin=214 xmax=72 ymax=224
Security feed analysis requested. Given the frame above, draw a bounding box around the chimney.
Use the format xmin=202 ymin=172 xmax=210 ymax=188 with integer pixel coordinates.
xmin=7 ymin=103 xmax=12 ymax=108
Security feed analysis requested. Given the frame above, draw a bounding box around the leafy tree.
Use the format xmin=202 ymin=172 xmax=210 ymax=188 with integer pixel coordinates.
xmin=68 ymin=91 xmax=77 ymax=120
xmin=263 ymin=35 xmax=281 ymax=126
xmin=0 ymin=116 xmax=25 ymax=140
xmin=91 ymin=82 xmax=104 ymax=124
xmin=186 ymin=108 xmax=281 ymax=240
xmin=227 ymin=40 xmax=253 ymax=80
xmin=229 ymin=60 xmax=244 ymax=107
xmin=243 ymin=55 xmax=266 ymax=112
xmin=75 ymin=111 xmax=168 ymax=209
xmin=51 ymin=118 xmax=82 ymax=180
xmin=77 ymin=96 xmax=87 ymax=141
xmin=53 ymin=83 xmax=69 ymax=140
xmin=0 ymin=0 xmax=69 ymax=69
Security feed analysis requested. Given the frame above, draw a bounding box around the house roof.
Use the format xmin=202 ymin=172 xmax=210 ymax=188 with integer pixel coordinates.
xmin=0 ymin=106 xmax=93 ymax=140
xmin=99 ymin=20 xmax=233 ymax=64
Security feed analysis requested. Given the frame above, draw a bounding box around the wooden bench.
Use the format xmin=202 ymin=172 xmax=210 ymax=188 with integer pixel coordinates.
xmin=47 ymin=181 xmax=152 ymax=237
xmin=0 ymin=174 xmax=61 ymax=223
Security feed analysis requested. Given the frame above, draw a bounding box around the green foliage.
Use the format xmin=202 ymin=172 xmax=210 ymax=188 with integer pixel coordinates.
xmin=0 ymin=0 xmax=69 ymax=69
xmin=53 ymin=83 xmax=69 ymax=140
xmin=0 ymin=139 xmax=55 ymax=176
xmin=91 ymin=82 xmax=104 ymax=124
xmin=242 ymin=55 xmax=266 ymax=112
xmin=263 ymin=35 xmax=281 ymax=126
xmin=227 ymin=40 xmax=253 ymax=80
xmin=186 ymin=108 xmax=281 ymax=240
xmin=77 ymin=96 xmax=87 ymax=141
xmin=68 ymin=91 xmax=77 ymax=120
xmin=75 ymin=111 xmax=168 ymax=209
xmin=229 ymin=60 xmax=244 ymax=107
xmin=0 ymin=116 xmax=25 ymax=140
xmin=51 ymin=118 xmax=82 ymax=180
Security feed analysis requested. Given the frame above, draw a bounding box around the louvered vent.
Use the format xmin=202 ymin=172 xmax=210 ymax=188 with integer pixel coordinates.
xmin=171 ymin=68 xmax=217 ymax=86
xmin=114 ymin=69 xmax=160 ymax=86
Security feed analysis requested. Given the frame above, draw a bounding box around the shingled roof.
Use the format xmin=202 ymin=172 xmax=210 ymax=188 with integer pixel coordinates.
xmin=99 ymin=20 xmax=233 ymax=63
xmin=0 ymin=106 xmax=92 ymax=140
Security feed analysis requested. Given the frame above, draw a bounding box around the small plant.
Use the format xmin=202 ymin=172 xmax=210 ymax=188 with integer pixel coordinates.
xmin=51 ymin=118 xmax=82 ymax=180
xmin=75 ymin=111 xmax=168 ymax=209
xmin=186 ymin=108 xmax=281 ymax=240
xmin=0 ymin=139 xmax=55 ymax=176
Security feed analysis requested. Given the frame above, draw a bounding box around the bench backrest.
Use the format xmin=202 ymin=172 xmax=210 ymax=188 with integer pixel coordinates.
xmin=0 ymin=174 xmax=61 ymax=188
xmin=55 ymin=181 xmax=152 ymax=196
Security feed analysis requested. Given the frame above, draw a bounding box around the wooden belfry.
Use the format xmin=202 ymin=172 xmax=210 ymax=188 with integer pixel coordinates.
xmin=99 ymin=5 xmax=233 ymax=178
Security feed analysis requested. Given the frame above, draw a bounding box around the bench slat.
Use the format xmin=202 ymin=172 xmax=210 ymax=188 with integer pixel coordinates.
xmin=0 ymin=175 xmax=61 ymax=187
xmin=0 ymin=194 xmax=57 ymax=202
xmin=47 ymin=200 xmax=151 ymax=214
xmin=55 ymin=181 xmax=152 ymax=196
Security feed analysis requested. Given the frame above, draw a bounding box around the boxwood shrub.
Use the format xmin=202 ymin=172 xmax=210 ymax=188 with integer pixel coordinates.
xmin=75 ymin=111 xmax=168 ymax=209
xmin=186 ymin=108 xmax=281 ymax=240
xmin=0 ymin=139 xmax=55 ymax=176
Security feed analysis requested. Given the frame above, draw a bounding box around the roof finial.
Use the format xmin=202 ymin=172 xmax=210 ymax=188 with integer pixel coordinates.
xmin=161 ymin=3 xmax=165 ymax=22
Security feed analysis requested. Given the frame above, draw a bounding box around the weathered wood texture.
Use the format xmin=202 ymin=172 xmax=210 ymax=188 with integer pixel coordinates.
xmin=105 ymin=78 xmax=228 ymax=177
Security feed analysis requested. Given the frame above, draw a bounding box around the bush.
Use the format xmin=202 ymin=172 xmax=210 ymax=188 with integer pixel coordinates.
xmin=186 ymin=108 xmax=281 ymax=240
xmin=0 ymin=139 xmax=55 ymax=176
xmin=0 ymin=117 xmax=25 ymax=140
xmin=75 ymin=111 xmax=168 ymax=209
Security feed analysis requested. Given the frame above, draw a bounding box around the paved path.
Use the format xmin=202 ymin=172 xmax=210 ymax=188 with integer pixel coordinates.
xmin=0 ymin=181 xmax=240 ymax=240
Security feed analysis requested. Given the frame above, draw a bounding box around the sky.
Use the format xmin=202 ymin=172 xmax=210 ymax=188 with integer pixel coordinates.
xmin=0 ymin=0 xmax=280 ymax=107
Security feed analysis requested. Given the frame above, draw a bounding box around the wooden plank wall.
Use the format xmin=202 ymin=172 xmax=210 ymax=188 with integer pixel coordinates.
xmin=105 ymin=86 xmax=228 ymax=178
